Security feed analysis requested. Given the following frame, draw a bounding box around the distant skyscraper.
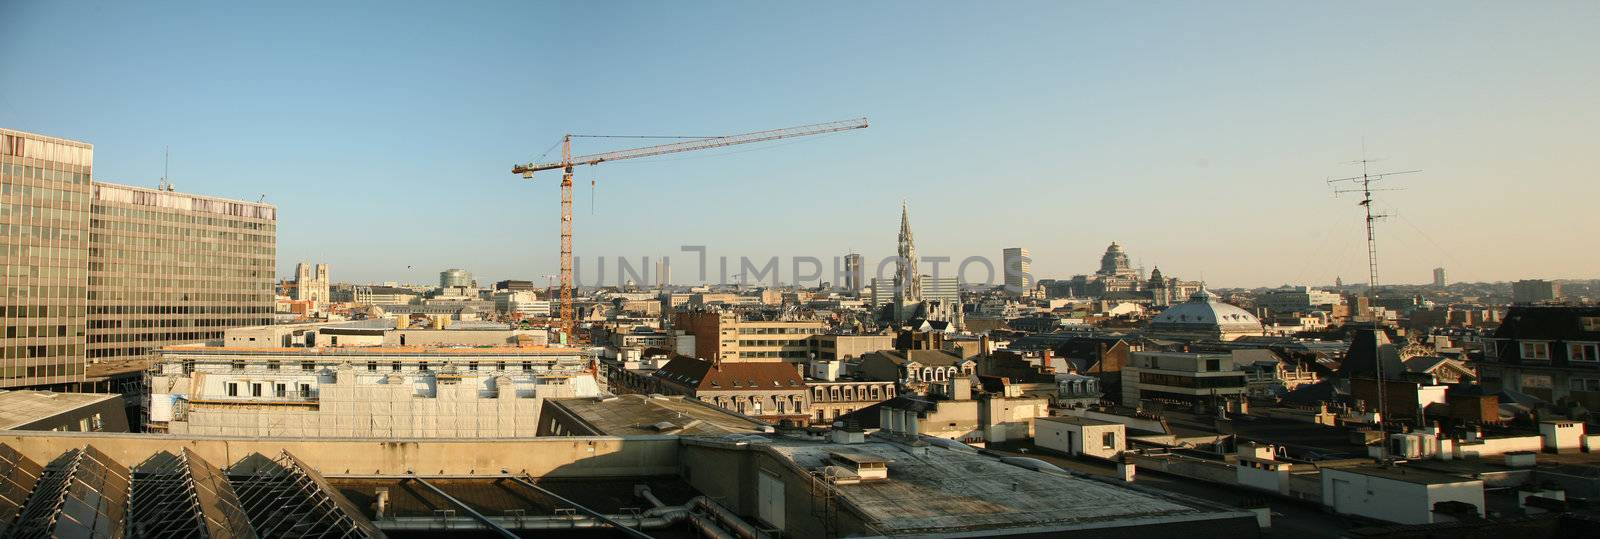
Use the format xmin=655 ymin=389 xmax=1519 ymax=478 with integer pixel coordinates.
xmin=655 ymin=259 xmax=670 ymax=288
xmin=440 ymin=268 xmax=473 ymax=288
xmin=843 ymin=253 xmax=863 ymax=294
xmin=1003 ymin=247 xmax=1032 ymax=296
xmin=2 ymin=128 xmax=277 ymax=387
xmin=1432 ymin=267 xmax=1447 ymax=288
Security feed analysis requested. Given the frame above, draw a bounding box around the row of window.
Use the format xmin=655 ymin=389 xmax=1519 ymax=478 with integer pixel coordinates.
xmin=225 ymin=381 xmax=312 ymax=399
xmin=92 ymin=204 xmax=274 ymax=230
xmin=90 ymin=218 xmax=274 ymax=243
xmin=1513 ymin=341 xmax=1598 ymax=362
xmin=227 ymin=360 xmax=547 ymax=373
xmin=812 ymin=385 xmax=894 ymax=402
xmin=1 ymin=162 xmax=91 ymax=184
xmin=0 ymin=223 xmax=84 ymax=243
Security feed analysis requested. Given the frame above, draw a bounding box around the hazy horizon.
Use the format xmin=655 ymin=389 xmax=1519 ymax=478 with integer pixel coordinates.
xmin=4 ymin=1 xmax=1595 ymax=288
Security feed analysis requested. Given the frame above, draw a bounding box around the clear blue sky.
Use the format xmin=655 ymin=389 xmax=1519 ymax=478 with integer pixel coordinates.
xmin=4 ymin=1 xmax=1596 ymax=288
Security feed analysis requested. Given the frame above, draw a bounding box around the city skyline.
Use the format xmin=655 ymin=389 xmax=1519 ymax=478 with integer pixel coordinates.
xmin=3 ymin=1 xmax=1596 ymax=287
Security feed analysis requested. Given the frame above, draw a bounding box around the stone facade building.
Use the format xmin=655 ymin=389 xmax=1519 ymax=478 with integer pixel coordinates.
xmin=650 ymin=355 xmax=809 ymax=422
xmin=806 ymin=379 xmax=896 ymax=425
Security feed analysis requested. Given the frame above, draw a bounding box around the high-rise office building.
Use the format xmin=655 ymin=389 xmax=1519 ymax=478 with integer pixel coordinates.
xmin=2 ymin=128 xmax=277 ymax=388
xmin=655 ymin=258 xmax=671 ymax=288
xmin=1432 ymin=267 xmax=1447 ymax=288
xmin=1 ymin=129 xmax=93 ymax=387
xmin=843 ymin=253 xmax=863 ymax=294
xmin=440 ymin=268 xmax=472 ymax=288
xmin=88 ymin=182 xmax=276 ymax=365
xmin=1003 ymin=247 xmax=1032 ymax=296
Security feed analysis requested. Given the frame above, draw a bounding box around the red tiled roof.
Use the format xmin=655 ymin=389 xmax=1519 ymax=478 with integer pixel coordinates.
xmin=655 ymin=356 xmax=805 ymax=391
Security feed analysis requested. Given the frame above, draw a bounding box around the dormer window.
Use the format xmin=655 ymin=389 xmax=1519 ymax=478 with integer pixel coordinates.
xmin=1521 ymin=341 xmax=1551 ymax=360
xmin=1570 ymin=342 xmax=1598 ymax=363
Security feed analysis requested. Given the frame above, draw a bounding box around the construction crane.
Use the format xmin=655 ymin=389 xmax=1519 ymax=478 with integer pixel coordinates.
xmin=512 ymin=117 xmax=869 ymax=341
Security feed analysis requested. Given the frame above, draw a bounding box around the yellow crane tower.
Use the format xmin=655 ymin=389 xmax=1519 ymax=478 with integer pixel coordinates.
xmin=512 ymin=117 xmax=869 ymax=342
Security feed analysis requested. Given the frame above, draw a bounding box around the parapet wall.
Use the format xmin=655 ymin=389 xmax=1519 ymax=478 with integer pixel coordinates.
xmin=0 ymin=432 xmax=680 ymax=477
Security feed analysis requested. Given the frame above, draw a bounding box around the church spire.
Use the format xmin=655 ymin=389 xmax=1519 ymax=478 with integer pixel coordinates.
xmin=894 ymin=202 xmax=922 ymax=322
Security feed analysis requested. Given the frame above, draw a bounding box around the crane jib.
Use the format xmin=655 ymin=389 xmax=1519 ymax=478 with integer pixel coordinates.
xmin=511 ymin=117 xmax=867 ymax=174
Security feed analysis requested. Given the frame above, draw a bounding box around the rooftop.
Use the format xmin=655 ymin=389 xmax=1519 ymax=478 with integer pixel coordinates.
xmin=542 ymin=394 xmax=770 ymax=436
xmin=0 ymin=391 xmax=121 ymax=430
xmin=1039 ymin=415 xmax=1121 ymax=427
xmin=1324 ymin=463 xmax=1480 ymax=485
xmin=758 ymin=437 xmax=1246 ymax=535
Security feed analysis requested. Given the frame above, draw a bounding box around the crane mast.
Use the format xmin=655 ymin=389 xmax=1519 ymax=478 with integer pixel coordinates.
xmin=513 ymin=118 xmax=868 ymax=342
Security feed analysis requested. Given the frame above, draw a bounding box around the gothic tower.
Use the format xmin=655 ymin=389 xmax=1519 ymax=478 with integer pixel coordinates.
xmin=893 ymin=203 xmax=923 ymax=322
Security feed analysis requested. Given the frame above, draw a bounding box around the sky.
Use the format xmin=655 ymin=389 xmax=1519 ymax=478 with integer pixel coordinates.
xmin=3 ymin=1 xmax=1596 ymax=288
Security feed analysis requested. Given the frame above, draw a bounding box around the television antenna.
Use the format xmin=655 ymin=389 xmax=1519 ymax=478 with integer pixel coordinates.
xmin=1327 ymin=156 xmax=1420 ymax=460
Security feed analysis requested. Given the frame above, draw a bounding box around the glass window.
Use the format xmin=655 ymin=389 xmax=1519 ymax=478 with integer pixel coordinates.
xmin=1522 ymin=341 xmax=1550 ymax=360
xmin=1571 ymin=343 xmax=1599 ymax=363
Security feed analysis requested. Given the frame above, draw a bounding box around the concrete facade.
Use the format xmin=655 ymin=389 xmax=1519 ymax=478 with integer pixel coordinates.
xmin=147 ymin=341 xmax=596 ymax=437
xmin=1036 ymin=415 xmax=1125 ymax=460
xmin=1321 ymin=466 xmax=1485 ymax=525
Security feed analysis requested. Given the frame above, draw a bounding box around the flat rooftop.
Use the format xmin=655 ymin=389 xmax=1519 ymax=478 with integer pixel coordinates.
xmin=0 ymin=391 xmax=120 ymax=430
xmin=761 ymin=437 xmax=1242 ymax=535
xmin=1039 ymin=415 xmax=1121 ymax=427
xmin=1324 ymin=463 xmax=1480 ymax=485
xmin=546 ymin=394 xmax=769 ymax=436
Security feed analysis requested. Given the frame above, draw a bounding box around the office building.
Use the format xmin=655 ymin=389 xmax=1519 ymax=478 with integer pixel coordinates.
xmin=1259 ymin=285 xmax=1342 ymax=314
xmin=493 ymin=279 xmax=538 ymax=292
xmin=1 ymin=128 xmax=92 ymax=387
xmin=1432 ymin=267 xmax=1447 ymax=288
xmin=843 ymin=252 xmax=863 ymax=294
xmin=87 ymin=182 xmax=276 ymax=366
xmin=3 ymin=128 xmax=275 ymax=388
xmin=1003 ymin=247 xmax=1031 ymax=296
xmin=654 ymin=258 xmax=671 ymax=288
xmin=1511 ymin=279 xmax=1561 ymax=304
xmin=1121 ymin=350 xmax=1248 ymax=405
xmin=672 ymin=310 xmax=826 ymax=363
xmin=439 ymin=268 xmax=472 ymax=288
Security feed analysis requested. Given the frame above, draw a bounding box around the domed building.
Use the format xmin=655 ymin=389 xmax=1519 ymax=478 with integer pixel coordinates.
xmin=1146 ymin=288 xmax=1265 ymax=342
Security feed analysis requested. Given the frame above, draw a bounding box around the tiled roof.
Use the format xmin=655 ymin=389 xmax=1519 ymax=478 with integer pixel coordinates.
xmin=654 ymin=357 xmax=804 ymax=391
xmin=862 ymin=349 xmax=966 ymax=367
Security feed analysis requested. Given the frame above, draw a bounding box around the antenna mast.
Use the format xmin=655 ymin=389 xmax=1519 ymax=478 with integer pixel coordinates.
xmin=1328 ymin=158 xmax=1419 ymax=460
